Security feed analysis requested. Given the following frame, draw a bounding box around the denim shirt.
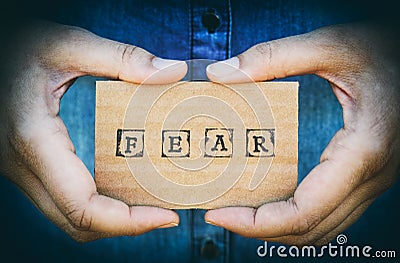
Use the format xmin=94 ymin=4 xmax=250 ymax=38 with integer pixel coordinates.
xmin=0 ymin=1 xmax=399 ymax=262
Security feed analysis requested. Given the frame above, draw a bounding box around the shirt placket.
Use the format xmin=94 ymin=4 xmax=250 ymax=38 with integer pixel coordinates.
xmin=186 ymin=0 xmax=232 ymax=81
xmin=188 ymin=1 xmax=232 ymax=262
xmin=190 ymin=0 xmax=231 ymax=59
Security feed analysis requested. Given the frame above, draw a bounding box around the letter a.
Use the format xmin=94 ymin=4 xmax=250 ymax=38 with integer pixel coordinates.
xmin=211 ymin=135 xmax=228 ymax=151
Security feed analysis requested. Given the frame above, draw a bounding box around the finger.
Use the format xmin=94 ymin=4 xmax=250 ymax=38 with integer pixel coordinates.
xmin=205 ymin=130 xmax=384 ymax=239
xmin=25 ymin=122 xmax=179 ymax=236
xmin=313 ymin=199 xmax=373 ymax=246
xmin=263 ymin=199 xmax=373 ymax=246
xmin=260 ymin=171 xmax=389 ymax=245
xmin=310 ymin=158 xmax=399 ymax=246
xmin=12 ymin=169 xmax=109 ymax=242
xmin=206 ymin=30 xmax=328 ymax=83
xmin=205 ymin=162 xmax=359 ymax=239
xmin=44 ymin=22 xmax=187 ymax=84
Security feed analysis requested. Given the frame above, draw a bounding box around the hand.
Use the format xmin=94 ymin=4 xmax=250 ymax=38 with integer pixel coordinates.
xmin=205 ymin=22 xmax=400 ymax=245
xmin=0 ymin=21 xmax=187 ymax=242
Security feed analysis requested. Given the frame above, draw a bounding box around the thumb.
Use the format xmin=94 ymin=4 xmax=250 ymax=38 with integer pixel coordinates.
xmin=206 ymin=31 xmax=328 ymax=83
xmin=47 ymin=23 xmax=187 ymax=84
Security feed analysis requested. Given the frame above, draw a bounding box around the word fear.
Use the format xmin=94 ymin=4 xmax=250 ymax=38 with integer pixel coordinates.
xmin=116 ymin=128 xmax=275 ymax=158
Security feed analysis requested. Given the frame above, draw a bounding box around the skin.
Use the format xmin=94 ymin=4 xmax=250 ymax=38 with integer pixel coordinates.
xmin=0 ymin=21 xmax=187 ymax=242
xmin=0 ymin=20 xmax=398 ymax=245
xmin=205 ymin=22 xmax=400 ymax=245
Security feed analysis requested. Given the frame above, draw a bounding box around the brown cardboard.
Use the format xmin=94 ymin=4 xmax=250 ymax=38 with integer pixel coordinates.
xmin=95 ymin=81 xmax=298 ymax=209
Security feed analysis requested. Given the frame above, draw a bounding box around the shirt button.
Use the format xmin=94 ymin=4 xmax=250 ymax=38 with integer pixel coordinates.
xmin=200 ymin=238 xmax=220 ymax=260
xmin=201 ymin=9 xmax=221 ymax=34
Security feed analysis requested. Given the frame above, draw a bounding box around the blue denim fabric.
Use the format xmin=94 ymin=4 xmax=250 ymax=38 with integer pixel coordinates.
xmin=0 ymin=1 xmax=399 ymax=262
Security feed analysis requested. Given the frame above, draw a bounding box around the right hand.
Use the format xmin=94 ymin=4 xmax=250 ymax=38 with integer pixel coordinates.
xmin=0 ymin=20 xmax=187 ymax=242
xmin=205 ymin=22 xmax=400 ymax=245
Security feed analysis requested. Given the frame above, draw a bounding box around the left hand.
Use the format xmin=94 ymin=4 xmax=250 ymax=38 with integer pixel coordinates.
xmin=0 ymin=21 xmax=187 ymax=242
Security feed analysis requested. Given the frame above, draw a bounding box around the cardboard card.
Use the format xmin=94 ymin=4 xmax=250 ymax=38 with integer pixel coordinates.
xmin=95 ymin=81 xmax=298 ymax=209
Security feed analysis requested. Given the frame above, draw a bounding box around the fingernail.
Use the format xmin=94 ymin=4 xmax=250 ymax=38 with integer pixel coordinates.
xmin=206 ymin=57 xmax=239 ymax=77
xmin=157 ymin=222 xmax=179 ymax=229
xmin=152 ymin=57 xmax=186 ymax=71
xmin=205 ymin=220 xmax=219 ymax=227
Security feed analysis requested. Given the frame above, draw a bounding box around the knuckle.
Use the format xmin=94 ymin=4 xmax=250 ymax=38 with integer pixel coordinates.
xmin=252 ymin=40 xmax=289 ymax=80
xmin=254 ymin=42 xmax=273 ymax=67
xmin=58 ymin=24 xmax=91 ymax=40
xmin=32 ymin=23 xmax=94 ymax=69
xmin=286 ymin=198 xmax=320 ymax=236
xmin=48 ymin=24 xmax=91 ymax=50
xmin=344 ymin=133 xmax=391 ymax=179
xmin=60 ymin=219 xmax=100 ymax=243
xmin=243 ymin=42 xmax=274 ymax=80
xmin=290 ymin=217 xmax=315 ymax=235
xmin=116 ymin=44 xmax=151 ymax=81
xmin=254 ymin=42 xmax=272 ymax=58
xmin=66 ymin=207 xmax=93 ymax=231
xmin=118 ymin=44 xmax=139 ymax=65
xmin=117 ymin=44 xmax=151 ymax=67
